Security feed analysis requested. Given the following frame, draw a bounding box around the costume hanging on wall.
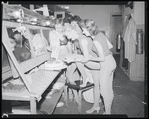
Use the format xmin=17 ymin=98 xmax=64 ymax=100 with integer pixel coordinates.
xmin=123 ymin=16 xmax=137 ymax=62
xmin=32 ymin=34 xmax=46 ymax=56
xmin=49 ymin=30 xmax=63 ymax=59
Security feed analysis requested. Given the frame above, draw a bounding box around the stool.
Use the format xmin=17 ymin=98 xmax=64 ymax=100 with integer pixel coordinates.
xmin=64 ymin=80 xmax=94 ymax=114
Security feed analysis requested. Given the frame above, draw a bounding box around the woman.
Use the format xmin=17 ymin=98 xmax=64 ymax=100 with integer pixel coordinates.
xmin=64 ymin=23 xmax=101 ymax=105
xmin=48 ymin=18 xmax=71 ymax=59
xmin=48 ymin=18 xmax=77 ymax=85
xmin=63 ymin=17 xmax=79 ymax=84
xmin=84 ymin=19 xmax=117 ymax=114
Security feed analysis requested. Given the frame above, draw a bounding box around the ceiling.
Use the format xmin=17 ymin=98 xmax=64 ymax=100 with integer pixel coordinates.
xmin=7 ymin=1 xmax=129 ymax=5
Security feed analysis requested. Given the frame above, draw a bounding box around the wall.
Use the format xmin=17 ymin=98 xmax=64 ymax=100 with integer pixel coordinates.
xmin=68 ymin=5 xmax=121 ymax=38
xmin=134 ymin=2 xmax=145 ymax=25
xmin=122 ymin=2 xmax=145 ymax=81
xmin=122 ymin=1 xmax=145 ymax=24
xmin=129 ymin=2 xmax=145 ymax=81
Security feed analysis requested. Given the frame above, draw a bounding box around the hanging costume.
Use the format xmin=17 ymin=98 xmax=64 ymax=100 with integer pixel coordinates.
xmin=49 ymin=30 xmax=60 ymax=59
xmin=123 ymin=16 xmax=137 ymax=62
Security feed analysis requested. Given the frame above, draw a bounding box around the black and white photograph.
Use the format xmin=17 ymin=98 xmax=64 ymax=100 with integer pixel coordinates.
xmin=1 ymin=1 xmax=147 ymax=118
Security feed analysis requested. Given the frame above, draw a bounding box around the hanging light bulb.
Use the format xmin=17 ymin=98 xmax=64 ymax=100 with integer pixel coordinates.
xmin=45 ymin=20 xmax=50 ymax=26
xmin=11 ymin=9 xmax=24 ymax=19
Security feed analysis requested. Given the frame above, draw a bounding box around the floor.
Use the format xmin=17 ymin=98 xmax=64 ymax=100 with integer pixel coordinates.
xmin=52 ymin=54 xmax=146 ymax=118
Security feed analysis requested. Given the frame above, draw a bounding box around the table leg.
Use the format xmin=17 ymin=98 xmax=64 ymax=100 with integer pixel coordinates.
xmin=64 ymin=85 xmax=68 ymax=108
xmin=78 ymin=90 xmax=82 ymax=114
xmin=30 ymin=96 xmax=37 ymax=114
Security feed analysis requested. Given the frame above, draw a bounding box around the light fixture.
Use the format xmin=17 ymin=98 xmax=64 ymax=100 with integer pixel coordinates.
xmin=60 ymin=6 xmax=69 ymax=10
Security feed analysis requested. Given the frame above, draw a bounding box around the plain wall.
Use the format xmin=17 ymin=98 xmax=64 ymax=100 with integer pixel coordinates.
xmin=134 ymin=2 xmax=145 ymax=25
xmin=68 ymin=5 xmax=121 ymax=38
xmin=121 ymin=2 xmax=145 ymax=81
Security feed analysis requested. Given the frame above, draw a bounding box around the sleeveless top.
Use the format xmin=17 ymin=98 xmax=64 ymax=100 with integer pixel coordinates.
xmin=93 ymin=32 xmax=111 ymax=56
xmin=78 ymin=34 xmax=97 ymax=57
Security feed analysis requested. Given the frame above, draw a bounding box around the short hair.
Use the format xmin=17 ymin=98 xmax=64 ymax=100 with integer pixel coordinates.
xmin=78 ymin=19 xmax=89 ymax=29
xmin=71 ymin=15 xmax=82 ymax=23
xmin=85 ymin=19 xmax=95 ymax=28
xmin=54 ymin=18 xmax=64 ymax=26
xmin=64 ymin=24 xmax=82 ymax=34
xmin=63 ymin=17 xmax=71 ymax=24
xmin=84 ymin=19 xmax=99 ymax=36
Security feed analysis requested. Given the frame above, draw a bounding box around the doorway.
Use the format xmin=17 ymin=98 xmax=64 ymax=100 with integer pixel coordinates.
xmin=110 ymin=13 xmax=123 ymax=55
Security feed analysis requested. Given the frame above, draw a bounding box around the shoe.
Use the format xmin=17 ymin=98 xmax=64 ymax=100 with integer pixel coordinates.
xmin=80 ymin=77 xmax=89 ymax=87
xmin=86 ymin=106 xmax=100 ymax=114
xmin=56 ymin=102 xmax=64 ymax=107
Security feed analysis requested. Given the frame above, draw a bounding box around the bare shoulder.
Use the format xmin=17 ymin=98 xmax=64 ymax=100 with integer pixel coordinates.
xmin=95 ymin=32 xmax=104 ymax=38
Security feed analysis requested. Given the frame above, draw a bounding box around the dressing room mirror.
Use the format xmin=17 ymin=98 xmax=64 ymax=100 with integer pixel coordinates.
xmin=2 ymin=45 xmax=10 ymax=69
xmin=2 ymin=45 xmax=12 ymax=82
xmin=6 ymin=27 xmax=32 ymax=63
xmin=29 ymin=29 xmax=46 ymax=56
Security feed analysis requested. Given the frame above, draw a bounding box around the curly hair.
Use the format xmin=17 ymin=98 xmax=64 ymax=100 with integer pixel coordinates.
xmin=63 ymin=17 xmax=71 ymax=24
xmin=54 ymin=18 xmax=64 ymax=26
xmin=71 ymin=15 xmax=82 ymax=23
xmin=84 ymin=19 xmax=100 ymax=36
xmin=64 ymin=23 xmax=82 ymax=34
xmin=78 ymin=19 xmax=87 ymax=28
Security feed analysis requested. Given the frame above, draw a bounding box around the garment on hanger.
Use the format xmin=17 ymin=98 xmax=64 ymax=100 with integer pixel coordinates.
xmin=49 ymin=30 xmax=60 ymax=59
xmin=32 ymin=34 xmax=45 ymax=56
xmin=122 ymin=14 xmax=133 ymax=38
xmin=123 ymin=16 xmax=137 ymax=62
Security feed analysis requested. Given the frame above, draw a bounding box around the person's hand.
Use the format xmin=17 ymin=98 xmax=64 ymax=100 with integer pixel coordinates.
xmin=62 ymin=57 xmax=74 ymax=64
xmin=76 ymin=57 xmax=90 ymax=63
xmin=47 ymin=46 xmax=52 ymax=51
xmin=76 ymin=56 xmax=92 ymax=63
xmin=49 ymin=58 xmax=56 ymax=62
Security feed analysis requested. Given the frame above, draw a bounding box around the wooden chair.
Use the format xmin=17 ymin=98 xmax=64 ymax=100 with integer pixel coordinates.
xmin=64 ymin=79 xmax=94 ymax=114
